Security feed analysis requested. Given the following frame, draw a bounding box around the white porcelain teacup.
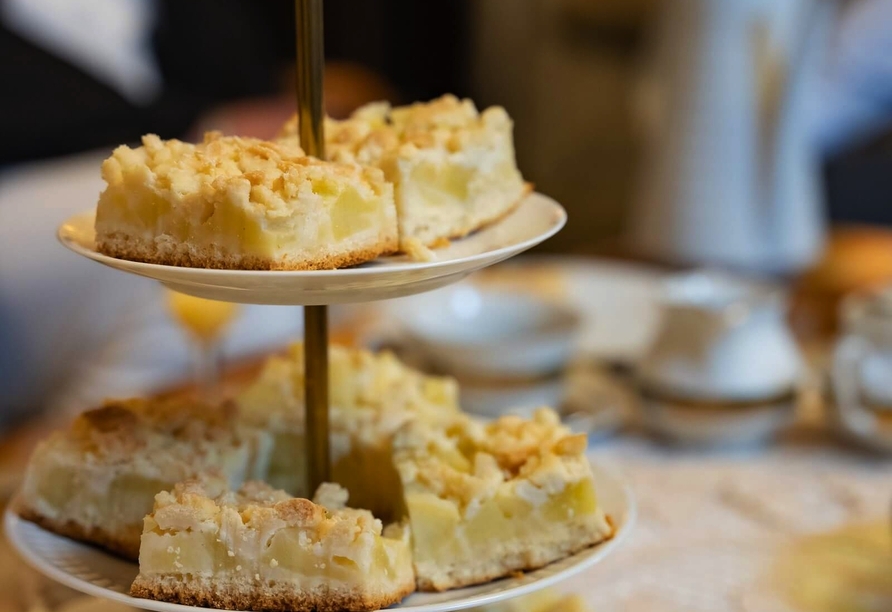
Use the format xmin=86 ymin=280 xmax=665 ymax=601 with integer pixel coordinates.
xmin=831 ymin=288 xmax=892 ymax=438
xmin=636 ymin=270 xmax=802 ymax=444
xmin=639 ymin=270 xmax=802 ymax=400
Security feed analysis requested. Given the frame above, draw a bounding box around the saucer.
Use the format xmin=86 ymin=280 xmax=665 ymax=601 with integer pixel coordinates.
xmin=456 ymin=363 xmax=631 ymax=441
xmin=638 ymin=383 xmax=798 ymax=447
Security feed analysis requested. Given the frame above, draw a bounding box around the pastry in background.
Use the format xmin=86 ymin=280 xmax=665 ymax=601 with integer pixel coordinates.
xmin=19 ymin=398 xmax=271 ymax=559
xmin=280 ymin=95 xmax=529 ymax=251
xmin=95 ymin=132 xmax=398 ymax=270
xmin=471 ymin=262 xmax=568 ymax=302
xmin=791 ymin=225 xmax=892 ymax=341
xmin=235 ymin=343 xmax=461 ymax=520
xmin=769 ymin=520 xmax=892 ymax=612
xmin=393 ymin=408 xmax=613 ymax=591
xmin=131 ymin=480 xmax=415 ymax=611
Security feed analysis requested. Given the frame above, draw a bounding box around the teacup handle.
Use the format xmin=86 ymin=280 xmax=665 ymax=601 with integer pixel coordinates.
xmin=831 ymin=335 xmax=874 ymax=432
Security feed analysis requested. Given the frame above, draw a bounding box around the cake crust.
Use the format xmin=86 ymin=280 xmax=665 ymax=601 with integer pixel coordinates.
xmin=131 ymin=575 xmax=414 ymax=612
xmin=416 ymin=521 xmax=613 ymax=592
xmin=17 ymin=506 xmax=140 ymax=560
xmin=97 ymin=231 xmax=397 ymax=270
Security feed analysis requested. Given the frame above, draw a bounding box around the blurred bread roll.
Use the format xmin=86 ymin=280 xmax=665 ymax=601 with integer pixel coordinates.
xmin=792 ymin=225 xmax=892 ymax=338
xmin=800 ymin=226 xmax=892 ymax=293
xmin=472 ymin=262 xmax=568 ymax=301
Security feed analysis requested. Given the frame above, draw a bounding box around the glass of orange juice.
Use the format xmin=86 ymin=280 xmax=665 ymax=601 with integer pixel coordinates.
xmin=166 ymin=290 xmax=240 ymax=399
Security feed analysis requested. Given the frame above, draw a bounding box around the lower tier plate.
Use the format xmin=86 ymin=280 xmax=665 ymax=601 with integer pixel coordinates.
xmin=5 ymin=463 xmax=633 ymax=612
xmin=57 ymin=193 xmax=566 ymax=305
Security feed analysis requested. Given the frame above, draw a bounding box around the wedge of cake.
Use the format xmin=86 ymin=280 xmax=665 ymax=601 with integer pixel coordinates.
xmin=19 ymin=398 xmax=271 ymax=559
xmin=95 ymin=132 xmax=398 ymax=270
xmin=393 ymin=408 xmax=613 ymax=591
xmin=279 ymin=95 xmax=529 ymax=250
xmin=236 ymin=343 xmax=461 ymax=521
xmin=131 ymin=480 xmax=415 ymax=611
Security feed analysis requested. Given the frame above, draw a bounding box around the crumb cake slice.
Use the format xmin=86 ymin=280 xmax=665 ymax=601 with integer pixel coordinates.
xmin=280 ymin=95 xmax=529 ymax=250
xmin=236 ymin=343 xmax=461 ymax=521
xmin=95 ymin=132 xmax=398 ymax=270
xmin=393 ymin=408 xmax=613 ymax=591
xmin=19 ymin=398 xmax=271 ymax=559
xmin=131 ymin=480 xmax=415 ymax=612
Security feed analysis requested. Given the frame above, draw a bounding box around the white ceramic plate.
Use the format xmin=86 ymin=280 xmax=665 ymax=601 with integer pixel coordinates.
xmin=374 ymin=256 xmax=663 ymax=364
xmin=5 ymin=463 xmax=633 ymax=612
xmin=57 ymin=194 xmax=566 ymax=306
xmin=491 ymin=257 xmax=663 ymax=362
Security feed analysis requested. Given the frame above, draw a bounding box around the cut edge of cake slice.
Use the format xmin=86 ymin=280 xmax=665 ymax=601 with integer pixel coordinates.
xmin=393 ymin=408 xmax=613 ymax=591
xmin=18 ymin=398 xmax=271 ymax=559
xmin=130 ymin=479 xmax=415 ymax=612
xmin=278 ymin=94 xmax=531 ymax=252
xmin=95 ymin=132 xmax=398 ymax=271
xmin=235 ymin=342 xmax=461 ymax=521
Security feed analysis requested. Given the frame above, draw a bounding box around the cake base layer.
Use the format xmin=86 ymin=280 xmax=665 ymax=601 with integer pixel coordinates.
xmin=402 ymin=182 xmax=531 ymax=250
xmin=98 ymin=232 xmax=396 ymax=271
xmin=415 ymin=520 xmax=612 ymax=592
xmin=131 ymin=574 xmax=414 ymax=612
xmin=18 ymin=507 xmax=139 ymax=560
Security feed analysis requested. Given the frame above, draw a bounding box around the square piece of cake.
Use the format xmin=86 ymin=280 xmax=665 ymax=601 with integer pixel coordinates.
xmin=393 ymin=408 xmax=613 ymax=591
xmin=236 ymin=343 xmax=461 ymax=521
xmin=279 ymin=95 xmax=529 ymax=251
xmin=19 ymin=398 xmax=271 ymax=559
xmin=95 ymin=132 xmax=398 ymax=270
xmin=131 ymin=480 xmax=415 ymax=611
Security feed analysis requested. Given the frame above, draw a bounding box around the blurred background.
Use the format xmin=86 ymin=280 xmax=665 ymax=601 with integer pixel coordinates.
xmin=4 ymin=1 xmax=892 ymax=610
xmin=4 ymin=0 xmax=892 ymax=241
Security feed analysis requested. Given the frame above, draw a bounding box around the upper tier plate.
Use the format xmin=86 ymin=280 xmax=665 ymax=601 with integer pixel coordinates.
xmin=57 ymin=193 xmax=566 ymax=305
xmin=5 ymin=462 xmax=633 ymax=612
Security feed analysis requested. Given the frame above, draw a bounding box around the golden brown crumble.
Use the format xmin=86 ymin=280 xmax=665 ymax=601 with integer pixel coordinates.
xmin=100 ymin=132 xmax=389 ymax=214
xmin=69 ymin=398 xmax=244 ymax=457
xmin=151 ymin=480 xmax=382 ymax=536
xmin=278 ymin=94 xmax=514 ymax=164
xmin=395 ymin=408 xmax=592 ymax=513
xmin=238 ymin=343 xmax=460 ymax=440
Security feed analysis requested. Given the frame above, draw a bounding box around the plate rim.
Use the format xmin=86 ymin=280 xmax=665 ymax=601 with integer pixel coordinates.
xmin=57 ymin=192 xmax=566 ymax=279
xmin=5 ymin=461 xmax=635 ymax=612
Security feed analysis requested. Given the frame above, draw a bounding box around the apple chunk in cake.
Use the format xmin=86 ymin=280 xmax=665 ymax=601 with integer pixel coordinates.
xmin=95 ymin=132 xmax=398 ymax=270
xmin=236 ymin=342 xmax=461 ymax=521
xmin=131 ymin=480 xmax=415 ymax=612
xmin=279 ymin=95 xmax=529 ymax=250
xmin=393 ymin=408 xmax=613 ymax=591
xmin=19 ymin=398 xmax=270 ymax=559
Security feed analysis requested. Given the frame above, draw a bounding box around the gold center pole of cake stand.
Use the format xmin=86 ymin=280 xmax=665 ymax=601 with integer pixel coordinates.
xmin=295 ymin=0 xmax=330 ymax=491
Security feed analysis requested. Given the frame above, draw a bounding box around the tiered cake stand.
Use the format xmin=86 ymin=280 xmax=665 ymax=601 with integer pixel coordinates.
xmin=5 ymin=1 xmax=634 ymax=609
